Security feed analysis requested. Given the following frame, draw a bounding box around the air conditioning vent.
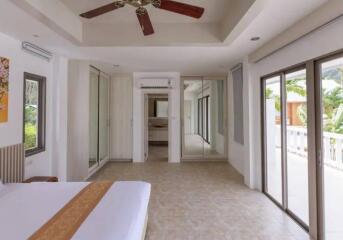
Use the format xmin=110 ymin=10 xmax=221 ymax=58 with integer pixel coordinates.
xmin=138 ymin=78 xmax=172 ymax=89
xmin=22 ymin=42 xmax=52 ymax=61
xmin=140 ymin=86 xmax=170 ymax=89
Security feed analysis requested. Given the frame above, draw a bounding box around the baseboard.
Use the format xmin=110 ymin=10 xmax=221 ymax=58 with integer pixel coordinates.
xmin=181 ymin=158 xmax=228 ymax=162
xmin=109 ymin=159 xmax=133 ymax=162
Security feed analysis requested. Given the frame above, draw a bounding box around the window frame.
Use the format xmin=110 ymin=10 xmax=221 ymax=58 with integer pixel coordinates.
xmin=23 ymin=72 xmax=46 ymax=157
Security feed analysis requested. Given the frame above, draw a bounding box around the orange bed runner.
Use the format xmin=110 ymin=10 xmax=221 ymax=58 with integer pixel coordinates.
xmin=29 ymin=181 xmax=114 ymax=240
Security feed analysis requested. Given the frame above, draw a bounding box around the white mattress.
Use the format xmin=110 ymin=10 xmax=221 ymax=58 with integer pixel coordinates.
xmin=0 ymin=181 xmax=151 ymax=240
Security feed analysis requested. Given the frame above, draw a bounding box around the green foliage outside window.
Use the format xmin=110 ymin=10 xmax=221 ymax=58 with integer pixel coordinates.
xmin=24 ymin=105 xmax=38 ymax=150
xmin=265 ymin=67 xmax=343 ymax=134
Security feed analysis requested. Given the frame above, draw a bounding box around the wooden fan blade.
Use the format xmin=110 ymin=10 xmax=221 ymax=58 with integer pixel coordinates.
xmin=80 ymin=1 xmax=125 ymax=18
xmin=136 ymin=8 xmax=154 ymax=36
xmin=154 ymin=0 xmax=204 ymax=19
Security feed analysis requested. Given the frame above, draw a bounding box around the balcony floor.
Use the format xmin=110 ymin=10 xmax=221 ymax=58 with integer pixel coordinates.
xmin=267 ymin=148 xmax=343 ymax=240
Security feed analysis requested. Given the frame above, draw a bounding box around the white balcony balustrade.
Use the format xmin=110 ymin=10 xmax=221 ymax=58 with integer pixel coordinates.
xmin=275 ymin=125 xmax=343 ymax=171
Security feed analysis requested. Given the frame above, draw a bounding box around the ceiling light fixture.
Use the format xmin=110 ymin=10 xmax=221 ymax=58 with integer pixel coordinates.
xmin=32 ymin=34 xmax=39 ymax=38
xmin=113 ymin=64 xmax=120 ymax=67
xmin=250 ymin=37 xmax=260 ymax=41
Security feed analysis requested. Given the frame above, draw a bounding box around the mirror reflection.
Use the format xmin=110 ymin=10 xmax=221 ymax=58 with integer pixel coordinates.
xmin=183 ymin=78 xmax=226 ymax=158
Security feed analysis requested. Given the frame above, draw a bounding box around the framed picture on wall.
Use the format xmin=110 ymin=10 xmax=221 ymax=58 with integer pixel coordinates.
xmin=0 ymin=56 xmax=10 ymax=123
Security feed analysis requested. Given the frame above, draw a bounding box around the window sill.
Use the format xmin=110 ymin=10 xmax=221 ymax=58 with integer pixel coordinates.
xmin=25 ymin=148 xmax=45 ymax=157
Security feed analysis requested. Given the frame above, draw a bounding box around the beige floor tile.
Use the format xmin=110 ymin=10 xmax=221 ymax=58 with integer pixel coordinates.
xmin=90 ymin=162 xmax=309 ymax=240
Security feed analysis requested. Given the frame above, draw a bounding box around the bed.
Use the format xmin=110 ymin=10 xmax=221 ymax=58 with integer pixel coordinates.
xmin=0 ymin=181 xmax=151 ymax=240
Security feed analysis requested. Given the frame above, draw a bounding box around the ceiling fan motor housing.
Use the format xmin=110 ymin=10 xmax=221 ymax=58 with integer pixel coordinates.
xmin=126 ymin=0 xmax=157 ymax=8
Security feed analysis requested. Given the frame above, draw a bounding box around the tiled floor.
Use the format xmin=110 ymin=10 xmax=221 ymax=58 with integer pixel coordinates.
xmin=148 ymin=145 xmax=168 ymax=162
xmin=90 ymin=162 xmax=310 ymax=240
xmin=184 ymin=134 xmax=223 ymax=157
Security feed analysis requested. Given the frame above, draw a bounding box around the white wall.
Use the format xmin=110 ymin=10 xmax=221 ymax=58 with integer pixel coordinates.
xmin=243 ymin=15 xmax=343 ymax=189
xmin=66 ymin=60 xmax=90 ymax=181
xmin=133 ymin=72 xmax=181 ymax=163
xmin=110 ymin=74 xmax=133 ymax=160
xmin=51 ymin=56 xmax=69 ymax=181
xmin=0 ymin=32 xmax=54 ymax=179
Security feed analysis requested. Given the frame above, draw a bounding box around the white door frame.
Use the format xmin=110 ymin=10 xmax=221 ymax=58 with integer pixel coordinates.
xmin=143 ymin=91 xmax=171 ymax=162
xmin=133 ymin=72 xmax=181 ymax=163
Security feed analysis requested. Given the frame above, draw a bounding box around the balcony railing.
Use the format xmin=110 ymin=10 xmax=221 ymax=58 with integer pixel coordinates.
xmin=275 ymin=125 xmax=343 ymax=171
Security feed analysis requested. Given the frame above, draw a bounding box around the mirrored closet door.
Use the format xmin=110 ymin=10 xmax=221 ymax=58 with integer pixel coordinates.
xmin=89 ymin=67 xmax=110 ymax=171
xmin=181 ymin=77 xmax=227 ymax=160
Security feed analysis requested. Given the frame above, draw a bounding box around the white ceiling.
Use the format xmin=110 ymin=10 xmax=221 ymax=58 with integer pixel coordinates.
xmin=61 ymin=0 xmax=231 ymax=24
xmin=0 ymin=0 xmax=329 ymax=75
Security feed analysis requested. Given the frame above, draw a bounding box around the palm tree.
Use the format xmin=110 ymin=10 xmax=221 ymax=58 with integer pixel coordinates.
xmin=323 ymin=87 xmax=343 ymax=134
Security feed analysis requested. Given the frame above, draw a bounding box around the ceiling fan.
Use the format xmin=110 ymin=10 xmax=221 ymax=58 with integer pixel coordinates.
xmin=79 ymin=0 xmax=205 ymax=36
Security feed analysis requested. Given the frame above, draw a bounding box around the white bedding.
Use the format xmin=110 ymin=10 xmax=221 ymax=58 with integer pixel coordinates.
xmin=0 ymin=181 xmax=151 ymax=240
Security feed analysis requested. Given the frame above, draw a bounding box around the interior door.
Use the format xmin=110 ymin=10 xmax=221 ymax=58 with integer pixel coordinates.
xmin=89 ymin=69 xmax=99 ymax=169
xmin=184 ymin=100 xmax=192 ymax=134
xmin=99 ymin=73 xmax=110 ymax=163
xmin=144 ymin=94 xmax=149 ymax=161
xmin=182 ymin=78 xmax=227 ymax=159
xmin=183 ymin=79 xmax=204 ymax=158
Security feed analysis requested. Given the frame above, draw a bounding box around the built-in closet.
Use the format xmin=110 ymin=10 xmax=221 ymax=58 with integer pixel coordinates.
xmin=181 ymin=77 xmax=227 ymax=160
xmin=89 ymin=66 xmax=110 ymax=172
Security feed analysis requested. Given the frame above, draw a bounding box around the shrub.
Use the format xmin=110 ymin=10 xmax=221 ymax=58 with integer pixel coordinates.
xmin=24 ymin=123 xmax=37 ymax=150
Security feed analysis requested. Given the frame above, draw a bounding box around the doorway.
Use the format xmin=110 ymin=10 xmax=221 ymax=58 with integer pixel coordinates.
xmin=145 ymin=94 xmax=169 ymax=162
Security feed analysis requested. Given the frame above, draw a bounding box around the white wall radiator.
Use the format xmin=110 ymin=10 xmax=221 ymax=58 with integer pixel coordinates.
xmin=0 ymin=143 xmax=25 ymax=183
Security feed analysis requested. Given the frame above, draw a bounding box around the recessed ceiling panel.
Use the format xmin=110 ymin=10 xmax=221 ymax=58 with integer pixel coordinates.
xmin=61 ymin=0 xmax=231 ymax=24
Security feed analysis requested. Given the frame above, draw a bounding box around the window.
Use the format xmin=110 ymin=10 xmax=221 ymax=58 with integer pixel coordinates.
xmin=156 ymin=100 xmax=168 ymax=117
xmin=217 ymin=80 xmax=224 ymax=135
xmin=232 ymin=64 xmax=244 ymax=144
xmin=23 ymin=72 xmax=46 ymax=156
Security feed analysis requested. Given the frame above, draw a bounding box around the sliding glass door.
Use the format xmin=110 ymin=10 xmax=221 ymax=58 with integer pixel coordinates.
xmin=262 ymin=68 xmax=309 ymax=228
xmin=285 ymin=69 xmax=309 ymax=225
xmin=318 ymin=55 xmax=343 ymax=240
xmin=262 ymin=50 xmax=343 ymax=239
xmin=263 ymin=76 xmax=283 ymax=204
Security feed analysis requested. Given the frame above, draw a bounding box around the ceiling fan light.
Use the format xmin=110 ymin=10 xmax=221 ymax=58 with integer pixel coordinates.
xmin=152 ymin=0 xmax=162 ymax=8
xmin=136 ymin=6 xmax=148 ymax=16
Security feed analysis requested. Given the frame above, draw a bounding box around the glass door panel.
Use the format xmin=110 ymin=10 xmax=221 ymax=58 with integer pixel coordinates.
xmin=89 ymin=70 xmax=99 ymax=168
xmin=285 ymin=69 xmax=309 ymax=225
xmin=182 ymin=78 xmax=227 ymax=159
xmin=183 ymin=79 xmax=204 ymax=157
xmin=264 ymin=76 xmax=283 ymax=204
xmin=99 ymin=74 xmax=110 ymax=163
xmin=320 ymin=57 xmax=343 ymax=240
xmin=204 ymin=79 xmax=226 ymax=158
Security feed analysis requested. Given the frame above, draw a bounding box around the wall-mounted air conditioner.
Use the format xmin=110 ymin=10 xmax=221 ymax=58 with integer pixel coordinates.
xmin=138 ymin=78 xmax=172 ymax=89
xmin=22 ymin=42 xmax=53 ymax=61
